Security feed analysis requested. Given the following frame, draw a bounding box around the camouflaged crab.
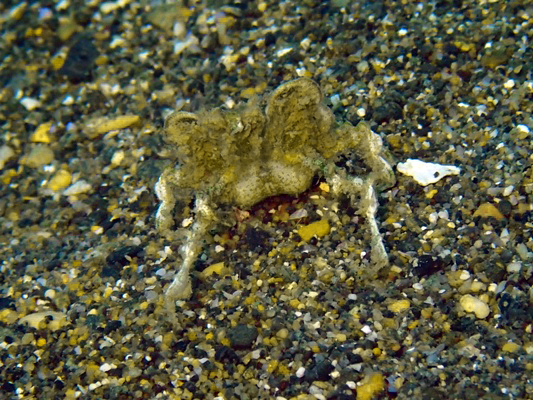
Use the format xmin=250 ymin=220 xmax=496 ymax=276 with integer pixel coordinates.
xmin=155 ymin=78 xmax=395 ymax=304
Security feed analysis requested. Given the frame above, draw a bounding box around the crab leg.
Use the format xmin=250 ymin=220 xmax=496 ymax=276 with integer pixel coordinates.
xmin=328 ymin=174 xmax=389 ymax=268
xmin=155 ymin=168 xmax=182 ymax=232
xmin=164 ymin=197 xmax=214 ymax=313
xmin=360 ymin=182 xmax=389 ymax=267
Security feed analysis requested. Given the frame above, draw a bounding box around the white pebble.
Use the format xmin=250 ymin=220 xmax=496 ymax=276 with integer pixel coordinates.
xmin=138 ymin=50 xmax=150 ymax=62
xmin=398 ymin=27 xmax=408 ymax=36
xmin=438 ymin=210 xmax=449 ymax=220
xmin=516 ymin=124 xmax=530 ymax=134
xmin=506 ymin=262 xmax=521 ymax=274
xmin=503 ymin=185 xmax=514 ymax=196
xmin=20 ymin=97 xmax=41 ymax=110
xmin=503 ymin=79 xmax=515 ymax=89
xmin=111 ymin=150 xmax=125 ymax=166
xmin=300 ymin=37 xmax=311 ymax=50
xmin=173 ymin=34 xmax=199 ymax=55
xmin=361 ymin=325 xmax=372 ymax=334
xmin=109 ymin=36 xmax=126 ymax=49
xmin=276 ymin=47 xmax=293 ymax=57
xmin=99 ymin=363 xmax=116 ymax=372
xmin=516 ymin=243 xmax=530 ymax=260
xmin=62 ymin=95 xmax=74 ymax=105
xmin=356 ymin=60 xmax=369 ymax=74
xmin=500 ymin=228 xmax=510 ymax=244
xmin=56 ymin=0 xmax=70 ymax=11
xmin=63 ymin=180 xmax=92 ymax=196
xmin=459 ymin=270 xmax=470 ymax=280
xmin=173 ymin=21 xmax=186 ymax=37
xmin=330 ymin=94 xmax=341 ymax=107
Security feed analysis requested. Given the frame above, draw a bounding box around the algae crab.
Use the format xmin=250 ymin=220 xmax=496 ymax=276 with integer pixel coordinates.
xmin=155 ymin=78 xmax=394 ymax=304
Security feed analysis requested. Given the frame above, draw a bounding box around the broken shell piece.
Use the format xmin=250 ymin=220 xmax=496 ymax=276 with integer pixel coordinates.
xmin=18 ymin=311 xmax=68 ymax=331
xmin=397 ymin=158 xmax=460 ymax=186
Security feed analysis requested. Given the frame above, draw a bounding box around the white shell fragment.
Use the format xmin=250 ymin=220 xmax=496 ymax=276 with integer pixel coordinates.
xmin=397 ymin=158 xmax=461 ymax=186
xmin=18 ymin=311 xmax=67 ymax=331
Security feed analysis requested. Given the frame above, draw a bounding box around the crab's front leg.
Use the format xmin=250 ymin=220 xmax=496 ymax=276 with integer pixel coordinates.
xmin=352 ymin=121 xmax=395 ymax=188
xmin=155 ymin=166 xmax=184 ymax=232
xmin=165 ymin=196 xmax=215 ymax=312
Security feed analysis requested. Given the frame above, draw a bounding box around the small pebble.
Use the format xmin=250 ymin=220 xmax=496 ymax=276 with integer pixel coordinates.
xmin=473 ymin=203 xmax=505 ymax=220
xmin=111 ymin=150 xmax=125 ymax=166
xmin=387 ymin=299 xmax=411 ymax=313
xmin=47 ymin=169 xmax=72 ymax=191
xmin=63 ymin=180 xmax=92 ymax=196
xmin=20 ymin=97 xmax=41 ymax=111
xmin=228 ymin=325 xmax=258 ymax=350
xmin=59 ymin=35 xmax=99 ymax=82
xmin=0 ymin=145 xmax=15 ymax=169
xmin=460 ymin=294 xmax=490 ymax=319
xmin=88 ymin=115 xmax=141 ymax=137
xmin=200 ymin=262 xmax=226 ymax=279
xmin=21 ymin=145 xmax=54 ymax=168
xmin=298 ymin=219 xmax=331 ymax=242
xmin=30 ymin=122 xmax=53 ymax=143
xmin=99 ymin=363 xmax=117 ymax=372
xmin=501 ymin=342 xmax=521 ymax=353
xmin=506 ymin=262 xmax=521 ymax=274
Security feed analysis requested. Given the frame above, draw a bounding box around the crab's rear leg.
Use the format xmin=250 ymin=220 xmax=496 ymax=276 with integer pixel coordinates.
xmin=328 ymin=174 xmax=389 ymax=268
xmin=163 ymin=196 xmax=215 ymax=316
xmin=360 ymin=181 xmax=389 ymax=267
